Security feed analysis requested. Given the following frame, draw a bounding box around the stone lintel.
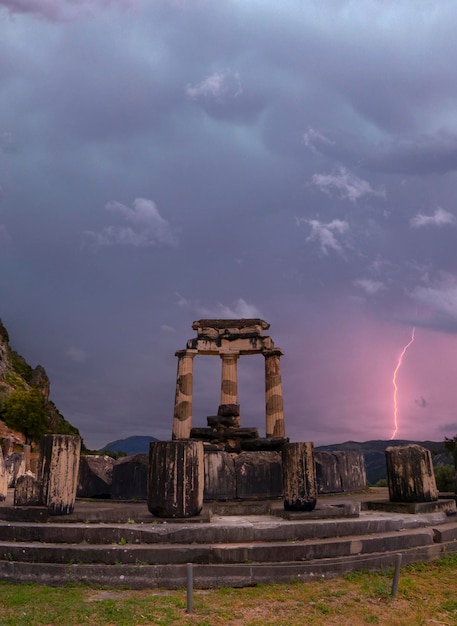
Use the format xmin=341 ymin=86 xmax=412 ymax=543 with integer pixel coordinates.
xmin=263 ymin=348 xmax=284 ymax=358
xmin=175 ymin=349 xmax=198 ymax=358
xmin=186 ymin=336 xmax=274 ymax=355
xmin=192 ymin=318 xmax=270 ymax=332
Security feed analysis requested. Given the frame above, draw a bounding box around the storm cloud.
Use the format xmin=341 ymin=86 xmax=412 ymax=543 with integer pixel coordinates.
xmin=2 ymin=1 xmax=457 ymax=448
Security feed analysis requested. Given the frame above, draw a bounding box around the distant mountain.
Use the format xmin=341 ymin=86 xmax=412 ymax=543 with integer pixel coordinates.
xmin=315 ymin=439 xmax=452 ymax=484
xmin=102 ymin=435 xmax=159 ymax=455
xmin=100 ymin=435 xmax=452 ymax=482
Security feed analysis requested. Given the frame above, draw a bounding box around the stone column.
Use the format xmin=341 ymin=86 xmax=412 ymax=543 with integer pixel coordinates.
xmin=264 ymin=349 xmax=285 ymax=438
xmin=148 ymin=440 xmax=204 ymax=518
xmin=0 ymin=447 xmax=7 ymax=501
xmin=172 ymin=349 xmax=197 ymax=440
xmin=282 ymin=441 xmax=317 ymax=511
xmin=38 ymin=434 xmax=81 ymax=515
xmin=220 ymin=352 xmax=239 ymax=405
xmin=386 ymin=444 xmax=438 ymax=503
xmin=23 ymin=444 xmax=31 ymax=472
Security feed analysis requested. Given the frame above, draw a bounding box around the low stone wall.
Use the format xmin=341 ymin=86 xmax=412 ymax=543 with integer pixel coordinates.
xmin=313 ymin=450 xmax=367 ymax=494
xmin=76 ymin=448 xmax=367 ymax=502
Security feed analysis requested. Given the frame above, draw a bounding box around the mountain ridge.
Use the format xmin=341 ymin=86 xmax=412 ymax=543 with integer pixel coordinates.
xmin=100 ymin=435 xmax=453 ymax=484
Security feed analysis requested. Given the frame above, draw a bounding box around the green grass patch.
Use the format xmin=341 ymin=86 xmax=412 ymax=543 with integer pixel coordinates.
xmin=0 ymin=557 xmax=457 ymax=624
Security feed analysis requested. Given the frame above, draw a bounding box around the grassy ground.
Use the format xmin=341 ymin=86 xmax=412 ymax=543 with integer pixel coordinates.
xmin=1 ymin=555 xmax=457 ymax=625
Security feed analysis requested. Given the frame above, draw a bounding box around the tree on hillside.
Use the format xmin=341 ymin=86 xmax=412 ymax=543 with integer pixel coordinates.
xmin=444 ymin=436 xmax=457 ymax=470
xmin=1 ymin=388 xmax=48 ymax=445
xmin=444 ymin=435 xmax=457 ymax=493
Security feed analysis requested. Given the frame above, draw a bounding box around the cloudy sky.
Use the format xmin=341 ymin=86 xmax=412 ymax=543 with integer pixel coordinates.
xmin=1 ymin=0 xmax=457 ymax=450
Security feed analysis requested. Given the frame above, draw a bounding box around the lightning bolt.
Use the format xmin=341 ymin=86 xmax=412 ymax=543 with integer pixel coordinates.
xmin=391 ymin=327 xmax=416 ymax=440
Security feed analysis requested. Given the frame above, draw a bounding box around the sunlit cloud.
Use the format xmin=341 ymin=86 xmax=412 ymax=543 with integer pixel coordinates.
xmin=311 ymin=166 xmax=384 ymax=203
xmin=176 ymin=294 xmax=261 ymax=319
xmin=0 ymin=0 xmax=138 ymax=21
xmin=84 ymin=198 xmax=177 ymax=249
xmin=186 ymin=69 xmax=242 ymax=101
xmin=411 ymin=272 xmax=457 ymax=323
xmin=410 ymin=207 xmax=456 ymax=228
xmin=298 ymin=217 xmax=350 ymax=256
xmin=303 ymin=127 xmax=335 ymax=155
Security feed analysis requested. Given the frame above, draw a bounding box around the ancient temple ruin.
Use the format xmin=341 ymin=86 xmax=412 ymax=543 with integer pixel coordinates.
xmin=172 ymin=318 xmax=285 ymax=441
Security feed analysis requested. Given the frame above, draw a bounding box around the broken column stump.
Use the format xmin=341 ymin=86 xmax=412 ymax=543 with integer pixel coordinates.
xmin=14 ymin=473 xmax=42 ymax=506
xmin=385 ymin=444 xmax=438 ymax=503
xmin=148 ymin=440 xmax=204 ymax=518
xmin=282 ymin=441 xmax=317 ymax=511
xmin=38 ymin=434 xmax=81 ymax=515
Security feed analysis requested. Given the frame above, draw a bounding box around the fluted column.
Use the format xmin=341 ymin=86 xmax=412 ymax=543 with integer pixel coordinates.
xmin=220 ymin=352 xmax=239 ymax=405
xmin=172 ymin=349 xmax=197 ymax=440
xmin=264 ymin=349 xmax=285 ymax=438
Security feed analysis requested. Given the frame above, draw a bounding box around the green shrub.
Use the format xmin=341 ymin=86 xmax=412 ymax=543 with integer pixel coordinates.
xmin=434 ymin=463 xmax=455 ymax=492
xmin=2 ymin=388 xmax=48 ymax=444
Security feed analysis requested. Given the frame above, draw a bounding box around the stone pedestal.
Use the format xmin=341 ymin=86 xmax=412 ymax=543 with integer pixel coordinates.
xmin=386 ymin=444 xmax=438 ymax=503
xmin=38 ymin=435 xmax=81 ymax=515
xmin=264 ymin=349 xmax=285 ymax=438
xmin=172 ymin=350 xmax=197 ymax=440
xmin=148 ymin=440 xmax=204 ymax=518
xmin=282 ymin=442 xmax=317 ymax=511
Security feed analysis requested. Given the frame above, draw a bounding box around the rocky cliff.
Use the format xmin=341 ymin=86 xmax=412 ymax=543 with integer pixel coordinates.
xmin=0 ymin=319 xmax=80 ymax=444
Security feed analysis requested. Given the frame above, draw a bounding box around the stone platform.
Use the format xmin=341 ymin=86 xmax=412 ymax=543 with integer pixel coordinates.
xmin=0 ymin=488 xmax=456 ymax=589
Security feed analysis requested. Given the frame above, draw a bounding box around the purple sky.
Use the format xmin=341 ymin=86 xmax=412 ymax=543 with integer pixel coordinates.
xmin=1 ymin=1 xmax=457 ymax=449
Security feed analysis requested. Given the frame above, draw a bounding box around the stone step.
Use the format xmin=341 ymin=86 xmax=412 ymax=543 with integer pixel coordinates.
xmin=0 ymin=513 xmax=448 ymax=545
xmin=0 ymin=527 xmax=436 ymax=565
xmin=1 ymin=540 xmax=457 ymax=589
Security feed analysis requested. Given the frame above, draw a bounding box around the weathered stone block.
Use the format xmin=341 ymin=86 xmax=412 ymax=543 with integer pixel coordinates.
xmin=14 ymin=473 xmax=42 ymax=506
xmin=2 ymin=438 xmax=14 ymax=458
xmin=241 ymin=437 xmax=288 ymax=452
xmin=386 ymin=444 xmax=438 ymax=503
xmin=111 ymin=454 xmax=148 ymax=500
xmin=38 ymin=434 xmax=81 ymax=515
xmin=4 ymin=452 xmax=25 ymax=488
xmin=315 ymin=451 xmax=343 ymax=494
xmin=282 ymin=442 xmax=317 ymax=511
xmin=0 ymin=447 xmax=7 ymax=501
xmin=234 ymin=451 xmax=282 ymax=499
xmin=148 ymin=440 xmax=204 ymax=518
xmin=334 ymin=451 xmax=367 ymax=492
xmin=207 ymin=415 xmax=240 ymax=429
xmin=203 ymin=450 xmax=236 ymax=501
xmin=77 ymin=454 xmax=114 ymax=498
xmin=218 ymin=404 xmax=240 ymax=417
